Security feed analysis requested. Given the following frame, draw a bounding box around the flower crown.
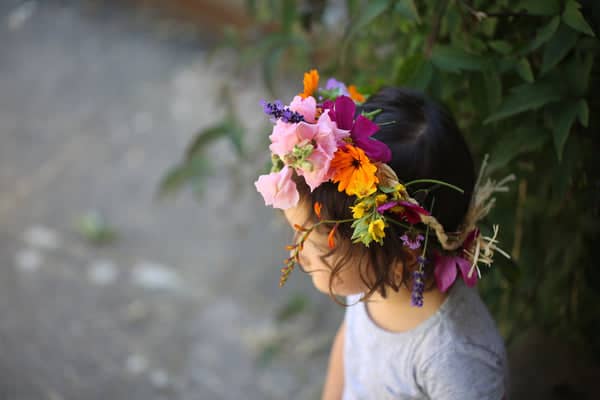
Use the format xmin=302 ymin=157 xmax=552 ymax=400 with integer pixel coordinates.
xmin=255 ymin=70 xmax=514 ymax=307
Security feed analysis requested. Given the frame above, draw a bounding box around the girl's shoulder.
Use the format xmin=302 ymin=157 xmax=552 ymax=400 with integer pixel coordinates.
xmin=421 ymin=281 xmax=507 ymax=365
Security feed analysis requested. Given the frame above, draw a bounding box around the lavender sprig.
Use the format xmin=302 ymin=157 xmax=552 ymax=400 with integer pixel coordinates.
xmin=411 ymin=199 xmax=434 ymax=307
xmin=411 ymin=256 xmax=426 ymax=307
xmin=401 ymin=233 xmax=425 ymax=250
xmin=261 ymin=100 xmax=305 ymax=123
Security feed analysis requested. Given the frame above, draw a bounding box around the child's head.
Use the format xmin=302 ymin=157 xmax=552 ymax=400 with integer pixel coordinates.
xmin=256 ymin=70 xmax=509 ymax=306
xmin=283 ymin=87 xmax=475 ymax=299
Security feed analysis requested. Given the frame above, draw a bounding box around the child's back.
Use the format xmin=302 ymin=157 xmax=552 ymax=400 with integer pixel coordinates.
xmin=344 ymin=280 xmax=507 ymax=399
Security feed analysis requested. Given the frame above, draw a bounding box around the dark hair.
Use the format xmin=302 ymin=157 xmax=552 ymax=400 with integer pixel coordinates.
xmin=297 ymin=87 xmax=476 ymax=299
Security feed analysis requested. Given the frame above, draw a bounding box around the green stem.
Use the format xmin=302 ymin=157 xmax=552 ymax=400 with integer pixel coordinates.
xmin=421 ymin=197 xmax=435 ymax=258
xmin=404 ymin=179 xmax=465 ymax=194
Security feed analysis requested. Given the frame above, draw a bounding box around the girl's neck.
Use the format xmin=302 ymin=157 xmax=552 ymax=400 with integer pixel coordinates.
xmin=364 ymin=285 xmax=449 ymax=333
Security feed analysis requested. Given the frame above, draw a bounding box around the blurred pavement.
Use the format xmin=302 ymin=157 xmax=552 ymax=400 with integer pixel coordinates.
xmin=0 ymin=2 xmax=342 ymax=399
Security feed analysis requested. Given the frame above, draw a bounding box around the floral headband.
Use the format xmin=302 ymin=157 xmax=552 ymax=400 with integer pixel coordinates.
xmin=255 ymin=70 xmax=514 ymax=307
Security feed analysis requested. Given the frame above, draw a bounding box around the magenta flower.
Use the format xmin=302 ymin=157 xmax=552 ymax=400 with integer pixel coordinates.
xmin=322 ymin=95 xmax=391 ymax=162
xmin=254 ymin=166 xmax=300 ymax=209
xmin=377 ymin=201 xmax=430 ymax=224
xmin=433 ymin=251 xmax=478 ymax=292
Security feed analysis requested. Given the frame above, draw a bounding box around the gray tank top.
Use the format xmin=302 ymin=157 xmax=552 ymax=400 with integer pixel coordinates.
xmin=343 ymin=281 xmax=508 ymax=399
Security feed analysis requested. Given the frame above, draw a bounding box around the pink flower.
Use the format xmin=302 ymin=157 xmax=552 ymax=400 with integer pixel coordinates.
xmin=268 ymin=110 xmax=348 ymax=166
xmin=289 ymin=95 xmax=317 ymax=123
xmin=269 ymin=120 xmax=318 ymax=158
xmin=296 ymin=147 xmax=332 ymax=191
xmin=254 ymin=166 xmax=300 ymax=209
xmin=433 ymin=252 xmax=478 ymax=293
xmin=314 ymin=110 xmax=349 ymax=156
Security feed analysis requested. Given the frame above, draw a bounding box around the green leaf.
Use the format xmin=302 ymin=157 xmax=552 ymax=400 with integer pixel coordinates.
xmin=275 ymin=293 xmax=310 ymax=322
xmin=518 ymin=0 xmax=560 ymax=16
xmin=562 ymin=0 xmax=595 ymax=36
xmin=485 ymin=82 xmax=561 ymax=124
xmin=484 ymin=70 xmax=502 ymax=110
xmin=227 ymin=123 xmax=245 ymax=157
xmin=515 ymin=58 xmax=534 ymax=82
xmin=488 ymin=40 xmax=512 ymax=55
xmin=541 ymin=24 xmax=579 ymax=74
xmin=551 ymin=102 xmax=579 ymax=160
xmin=281 ymin=0 xmax=297 ymax=34
xmin=185 ymin=122 xmax=231 ymax=160
xmin=395 ymin=54 xmax=433 ymax=90
xmin=431 ymin=45 xmax=486 ymax=72
xmin=521 ymin=17 xmax=560 ymax=54
xmin=158 ymin=164 xmax=189 ymax=197
xmin=564 ymin=51 xmax=594 ymax=96
xmin=577 ymin=99 xmax=589 ymax=127
xmin=394 ymin=0 xmax=420 ymax=22
xmin=344 ymin=0 xmax=390 ymax=43
xmin=489 ymin=124 xmax=548 ymax=170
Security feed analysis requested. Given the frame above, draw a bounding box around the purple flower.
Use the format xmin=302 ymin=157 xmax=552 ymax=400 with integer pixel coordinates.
xmin=411 ymin=258 xmax=426 ymax=307
xmin=325 ymin=78 xmax=349 ymax=96
xmin=322 ymin=96 xmax=392 ymax=162
xmin=401 ymin=233 xmax=425 ymax=250
xmin=261 ymin=100 xmax=305 ymax=123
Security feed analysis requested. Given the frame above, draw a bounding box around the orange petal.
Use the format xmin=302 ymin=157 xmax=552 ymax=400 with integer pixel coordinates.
xmin=328 ymin=224 xmax=338 ymax=249
xmin=294 ymin=224 xmax=308 ymax=232
xmin=313 ymin=202 xmax=322 ymax=219
xmin=299 ymin=69 xmax=319 ymax=98
xmin=348 ymin=85 xmax=365 ymax=103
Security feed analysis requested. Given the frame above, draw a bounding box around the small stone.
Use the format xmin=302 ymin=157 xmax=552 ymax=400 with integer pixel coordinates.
xmin=24 ymin=225 xmax=60 ymax=250
xmin=150 ymin=369 xmax=169 ymax=389
xmin=15 ymin=248 xmax=42 ymax=272
xmin=131 ymin=261 xmax=183 ymax=291
xmin=88 ymin=260 xmax=118 ymax=285
xmin=6 ymin=1 xmax=37 ymax=31
xmin=126 ymin=354 xmax=148 ymax=375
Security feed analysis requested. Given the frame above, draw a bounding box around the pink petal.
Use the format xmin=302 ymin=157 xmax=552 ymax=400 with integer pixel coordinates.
xmin=456 ymin=256 xmax=478 ymax=287
xmin=434 ymin=253 xmax=458 ymax=293
xmin=254 ymin=166 xmax=300 ymax=209
xmin=297 ymin=148 xmax=332 ymax=191
xmin=315 ymin=111 xmax=347 ymax=157
xmin=289 ymin=95 xmax=317 ymax=123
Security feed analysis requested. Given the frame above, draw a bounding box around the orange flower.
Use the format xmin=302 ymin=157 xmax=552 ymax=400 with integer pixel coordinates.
xmin=299 ymin=69 xmax=319 ymax=99
xmin=313 ymin=202 xmax=322 ymax=219
xmin=331 ymin=144 xmax=378 ymax=198
xmin=348 ymin=85 xmax=365 ymax=102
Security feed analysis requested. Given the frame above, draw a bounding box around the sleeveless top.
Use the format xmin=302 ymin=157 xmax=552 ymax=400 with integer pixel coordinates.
xmin=343 ymin=281 xmax=508 ymax=399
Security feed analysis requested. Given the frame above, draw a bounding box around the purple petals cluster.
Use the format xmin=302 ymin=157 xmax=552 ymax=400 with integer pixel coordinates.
xmin=411 ymin=256 xmax=427 ymax=307
xmin=321 ymin=95 xmax=392 ymax=163
xmin=401 ymin=233 xmax=425 ymax=250
xmin=261 ymin=100 xmax=305 ymax=123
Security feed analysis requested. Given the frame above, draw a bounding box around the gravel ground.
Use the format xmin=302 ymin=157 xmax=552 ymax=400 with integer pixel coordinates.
xmin=0 ymin=2 xmax=342 ymax=399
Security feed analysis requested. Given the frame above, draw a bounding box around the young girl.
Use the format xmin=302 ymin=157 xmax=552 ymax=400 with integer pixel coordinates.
xmin=255 ymin=70 xmax=510 ymax=399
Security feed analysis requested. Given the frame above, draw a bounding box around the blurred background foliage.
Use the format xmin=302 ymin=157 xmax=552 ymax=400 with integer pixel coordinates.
xmin=161 ymin=0 xmax=599 ymax=359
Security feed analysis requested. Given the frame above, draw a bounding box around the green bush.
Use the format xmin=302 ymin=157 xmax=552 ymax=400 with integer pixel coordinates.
xmin=162 ymin=0 xmax=599 ymax=358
